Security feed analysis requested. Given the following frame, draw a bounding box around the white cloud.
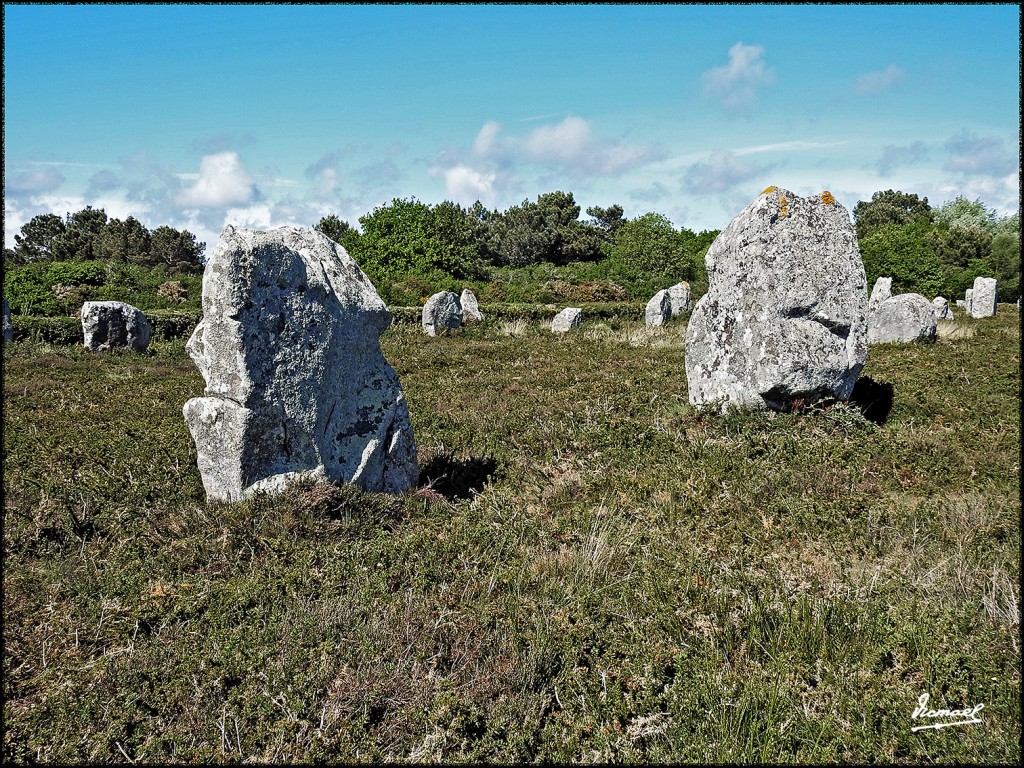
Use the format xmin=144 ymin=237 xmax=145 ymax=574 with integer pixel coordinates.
xmin=854 ymin=64 xmax=905 ymax=94
xmin=683 ymin=150 xmax=767 ymax=194
xmin=177 ymin=152 xmax=257 ymax=208
xmin=5 ymin=168 xmax=66 ymax=196
xmin=430 ymin=163 xmax=499 ymax=206
xmin=701 ymin=42 xmax=776 ymax=116
xmin=473 ymin=120 xmax=503 ymax=158
xmin=732 ymin=140 xmax=850 ymax=156
xmin=875 ymin=141 xmax=930 ymax=176
xmin=944 ymin=130 xmax=1017 ymax=176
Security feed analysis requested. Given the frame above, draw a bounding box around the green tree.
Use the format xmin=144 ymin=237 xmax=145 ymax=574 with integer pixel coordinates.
xmin=933 ymin=196 xmax=999 ymax=231
xmin=585 ymin=204 xmax=626 ymax=242
xmin=852 ymin=190 xmax=932 ymax=240
xmin=94 ymin=216 xmax=152 ymax=264
xmin=52 ymin=207 xmax=109 ymax=261
xmin=607 ymin=212 xmax=693 ymax=296
xmin=859 ymin=223 xmax=952 ymax=298
xmin=149 ymin=226 xmax=205 ymax=273
xmin=9 ymin=213 xmax=66 ymax=265
xmin=315 ymin=215 xmax=361 ymax=254
xmin=486 ymin=191 xmax=603 ymax=266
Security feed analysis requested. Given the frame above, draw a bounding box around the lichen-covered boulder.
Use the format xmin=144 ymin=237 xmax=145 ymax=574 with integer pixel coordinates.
xmin=668 ymin=282 xmax=692 ymax=316
xmin=932 ymin=296 xmax=953 ymax=320
xmin=685 ymin=188 xmax=867 ymax=411
xmin=460 ymin=288 xmax=483 ymax=323
xmin=645 ymin=289 xmax=672 ymax=327
xmin=422 ymin=291 xmax=462 ymax=336
xmin=551 ymin=307 xmax=583 ymax=333
xmin=81 ymin=301 xmax=152 ymax=352
xmin=970 ymin=277 xmax=997 ymax=318
xmin=182 ymin=225 xmax=417 ymax=503
xmin=868 ymin=277 xmax=892 ymax=315
xmin=2 ymin=296 xmax=12 ymax=343
xmin=867 ymin=293 xmax=937 ymax=344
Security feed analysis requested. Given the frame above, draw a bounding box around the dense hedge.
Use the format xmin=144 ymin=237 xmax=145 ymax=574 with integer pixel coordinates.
xmin=6 ymin=303 xmax=657 ymax=344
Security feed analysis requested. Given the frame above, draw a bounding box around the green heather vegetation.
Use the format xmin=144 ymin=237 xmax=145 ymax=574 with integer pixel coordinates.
xmin=2 ymin=188 xmax=1021 ymax=762
xmin=3 ymin=306 xmax=1020 ymax=762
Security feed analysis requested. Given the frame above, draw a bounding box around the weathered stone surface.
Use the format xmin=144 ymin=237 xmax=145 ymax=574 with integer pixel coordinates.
xmin=422 ymin=291 xmax=462 ymax=336
xmin=970 ymin=276 xmax=997 ymax=318
xmin=2 ymin=296 xmax=11 ymax=343
xmin=868 ymin=277 xmax=892 ymax=315
xmin=685 ymin=188 xmax=867 ymax=411
xmin=867 ymin=293 xmax=937 ymax=344
xmin=668 ymin=281 xmax=692 ymax=316
xmin=460 ymin=288 xmax=484 ymax=323
xmin=183 ymin=225 xmax=417 ymax=503
xmin=965 ymin=288 xmax=974 ymax=314
xmin=551 ymin=307 xmax=583 ymax=333
xmin=955 ymin=299 xmax=966 ymax=308
xmin=932 ymin=296 xmax=953 ymax=320
xmin=645 ymin=289 xmax=672 ymax=327
xmin=81 ymin=300 xmax=152 ymax=352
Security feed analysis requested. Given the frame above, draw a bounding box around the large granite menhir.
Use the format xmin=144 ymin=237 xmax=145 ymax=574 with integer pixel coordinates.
xmin=970 ymin=276 xmax=997 ymax=318
xmin=183 ymin=225 xmax=418 ymax=503
xmin=685 ymin=188 xmax=868 ymax=411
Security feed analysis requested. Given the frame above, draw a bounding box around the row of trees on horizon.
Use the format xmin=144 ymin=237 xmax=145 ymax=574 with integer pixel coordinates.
xmin=3 ymin=189 xmax=1020 ymax=313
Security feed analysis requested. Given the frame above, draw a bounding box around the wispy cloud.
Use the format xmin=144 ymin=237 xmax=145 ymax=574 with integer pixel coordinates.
xmin=875 ymin=141 xmax=930 ymax=176
xmin=5 ymin=168 xmax=65 ymax=196
xmin=944 ymin=129 xmax=1016 ymax=176
xmin=683 ymin=150 xmax=767 ymax=194
xmin=732 ymin=140 xmax=850 ymax=156
xmin=305 ymin=153 xmax=341 ymax=198
xmin=701 ymin=42 xmax=776 ymax=117
xmin=854 ymin=64 xmax=905 ymax=94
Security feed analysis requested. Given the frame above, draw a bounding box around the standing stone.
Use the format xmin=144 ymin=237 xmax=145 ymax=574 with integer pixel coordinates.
xmin=931 ymin=296 xmax=953 ymax=321
xmin=965 ymin=288 xmax=974 ymax=315
xmin=867 ymin=294 xmax=937 ymax=344
xmin=81 ymin=301 xmax=152 ymax=352
xmin=182 ymin=225 xmax=417 ymax=503
xmin=868 ymin=277 xmax=892 ymax=315
xmin=668 ymin=281 xmax=692 ymax=316
xmin=460 ymin=288 xmax=484 ymax=323
xmin=969 ymin=277 xmax=997 ymax=318
xmin=551 ymin=307 xmax=583 ymax=333
xmin=422 ymin=291 xmax=463 ymax=336
xmin=685 ymin=188 xmax=867 ymax=411
xmin=645 ymin=289 xmax=672 ymax=327
xmin=2 ymin=296 xmax=11 ymax=343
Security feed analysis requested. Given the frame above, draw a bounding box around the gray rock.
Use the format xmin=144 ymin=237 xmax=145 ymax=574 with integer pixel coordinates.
xmin=867 ymin=293 xmax=937 ymax=344
xmin=868 ymin=277 xmax=892 ymax=315
xmin=422 ymin=291 xmax=463 ymax=336
xmin=460 ymin=288 xmax=484 ymax=323
xmin=965 ymin=288 xmax=974 ymax=315
xmin=645 ymin=289 xmax=672 ymax=327
xmin=668 ymin=281 xmax=692 ymax=316
xmin=182 ymin=225 xmax=417 ymax=503
xmin=955 ymin=299 xmax=966 ymax=308
xmin=931 ymin=296 xmax=953 ymax=321
xmin=2 ymin=296 xmax=11 ymax=343
xmin=81 ymin=300 xmax=152 ymax=352
xmin=685 ymin=187 xmax=867 ymax=411
xmin=970 ymin=276 xmax=997 ymax=318
xmin=551 ymin=307 xmax=583 ymax=333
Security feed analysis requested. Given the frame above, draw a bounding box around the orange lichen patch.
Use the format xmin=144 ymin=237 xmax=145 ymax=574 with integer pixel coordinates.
xmin=778 ymin=193 xmax=789 ymax=217
xmin=762 ymin=185 xmax=777 ymax=194
xmin=821 ymin=191 xmax=835 ymax=205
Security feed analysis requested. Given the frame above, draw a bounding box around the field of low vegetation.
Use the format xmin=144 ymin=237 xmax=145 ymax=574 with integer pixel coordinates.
xmin=3 ymin=304 xmax=1020 ymax=763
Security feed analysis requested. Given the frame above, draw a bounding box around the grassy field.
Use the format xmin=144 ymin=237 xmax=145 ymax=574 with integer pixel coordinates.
xmin=2 ymin=307 xmax=1020 ymax=764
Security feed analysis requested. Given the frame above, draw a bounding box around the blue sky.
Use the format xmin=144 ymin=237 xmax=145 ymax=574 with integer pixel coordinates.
xmin=4 ymin=3 xmax=1020 ymax=253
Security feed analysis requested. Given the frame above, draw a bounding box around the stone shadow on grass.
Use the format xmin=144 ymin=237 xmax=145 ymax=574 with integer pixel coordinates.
xmin=849 ymin=376 xmax=894 ymax=425
xmin=418 ymin=452 xmax=499 ymax=501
